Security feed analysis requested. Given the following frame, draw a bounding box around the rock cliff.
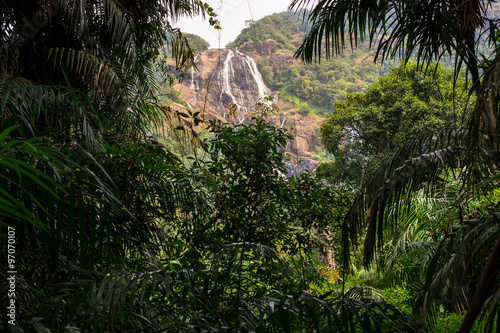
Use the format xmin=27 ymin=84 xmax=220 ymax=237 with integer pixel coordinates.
xmin=177 ymin=48 xmax=271 ymax=122
xmin=174 ymin=48 xmax=322 ymax=174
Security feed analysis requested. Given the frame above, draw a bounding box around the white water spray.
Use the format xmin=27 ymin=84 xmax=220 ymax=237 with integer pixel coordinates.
xmin=189 ymin=54 xmax=200 ymax=100
xmin=220 ymin=49 xmax=239 ymax=106
xmin=236 ymin=49 xmax=270 ymax=99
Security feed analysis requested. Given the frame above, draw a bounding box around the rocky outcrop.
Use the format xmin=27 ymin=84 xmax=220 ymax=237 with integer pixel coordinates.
xmin=266 ymin=114 xmax=322 ymax=175
xmin=175 ymin=48 xmax=323 ymax=174
xmin=178 ymin=48 xmax=272 ymax=123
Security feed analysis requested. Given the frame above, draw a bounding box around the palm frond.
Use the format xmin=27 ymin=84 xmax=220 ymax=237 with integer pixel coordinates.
xmin=261 ymin=287 xmax=418 ymax=332
xmin=160 ymin=0 xmax=207 ymax=22
xmin=0 ymin=74 xmax=100 ymax=147
xmin=163 ymin=22 xmax=196 ymax=69
xmin=410 ymin=212 xmax=500 ymax=330
xmin=343 ymin=128 xmax=472 ymax=267
xmin=376 ymin=198 xmax=442 ymax=288
xmin=467 ymin=50 xmax=500 ymax=159
xmin=290 ymin=0 xmax=490 ymax=77
xmin=291 ymin=0 xmax=386 ymax=63
xmin=100 ymin=0 xmax=134 ymax=48
xmin=48 ymin=47 xmax=129 ymax=109
xmin=40 ymin=264 xmax=169 ymax=331
xmin=0 ymin=119 xmax=67 ymax=228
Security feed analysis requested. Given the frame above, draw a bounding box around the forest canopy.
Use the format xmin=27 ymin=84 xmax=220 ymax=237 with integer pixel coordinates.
xmin=1 ymin=0 xmax=500 ymax=332
xmin=317 ymin=62 xmax=472 ymax=185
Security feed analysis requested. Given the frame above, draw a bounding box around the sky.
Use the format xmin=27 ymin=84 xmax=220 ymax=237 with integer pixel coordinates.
xmin=174 ymin=0 xmax=294 ymax=49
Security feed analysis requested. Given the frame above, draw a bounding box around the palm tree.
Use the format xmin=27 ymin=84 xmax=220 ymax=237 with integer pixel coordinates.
xmin=0 ymin=0 xmax=212 ymax=330
xmin=289 ymin=0 xmax=500 ymax=331
xmin=1 ymin=0 xmax=206 ymax=142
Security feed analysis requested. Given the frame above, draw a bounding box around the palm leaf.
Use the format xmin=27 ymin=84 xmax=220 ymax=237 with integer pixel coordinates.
xmin=343 ymin=128 xmax=473 ymax=266
xmin=48 ymin=47 xmax=129 ymax=109
xmin=0 ymin=122 xmax=67 ymax=228
xmin=290 ymin=0 xmax=489 ymax=69
xmin=163 ymin=22 xmax=197 ymax=69
xmin=0 ymin=74 xmax=100 ymax=147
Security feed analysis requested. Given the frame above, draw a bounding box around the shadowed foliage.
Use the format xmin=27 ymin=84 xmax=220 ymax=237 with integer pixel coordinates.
xmin=290 ymin=0 xmax=500 ymax=331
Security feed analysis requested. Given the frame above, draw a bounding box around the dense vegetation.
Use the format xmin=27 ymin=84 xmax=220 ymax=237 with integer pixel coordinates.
xmin=229 ymin=11 xmax=310 ymax=52
xmin=260 ymin=49 xmax=383 ymax=112
xmin=317 ymin=62 xmax=472 ymax=186
xmin=230 ymin=8 xmax=497 ymax=116
xmin=0 ymin=1 xmax=415 ymax=331
xmin=1 ymin=0 xmax=500 ymax=333
xmin=290 ymin=0 xmax=500 ymax=332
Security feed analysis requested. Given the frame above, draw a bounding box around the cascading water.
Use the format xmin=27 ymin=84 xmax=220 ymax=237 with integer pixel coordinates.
xmin=236 ymin=49 xmax=270 ymax=99
xmin=219 ymin=49 xmax=239 ymax=107
xmin=185 ymin=48 xmax=274 ymax=121
xmin=180 ymin=48 xmax=320 ymax=176
xmin=189 ymin=54 xmax=200 ymax=100
xmin=280 ymin=116 xmax=287 ymax=128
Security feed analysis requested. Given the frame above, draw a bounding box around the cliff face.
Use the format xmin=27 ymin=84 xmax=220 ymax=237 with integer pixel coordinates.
xmin=178 ymin=48 xmax=271 ymax=122
xmin=175 ymin=48 xmax=322 ymax=174
xmin=266 ymin=114 xmax=322 ymax=175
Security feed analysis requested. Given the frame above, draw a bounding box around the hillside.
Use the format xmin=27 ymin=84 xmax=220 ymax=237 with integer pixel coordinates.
xmin=163 ymin=9 xmax=497 ymax=173
xmin=170 ymin=48 xmax=325 ymax=174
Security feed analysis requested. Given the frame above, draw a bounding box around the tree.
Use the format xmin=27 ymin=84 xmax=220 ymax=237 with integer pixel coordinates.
xmin=318 ymin=62 xmax=471 ymax=186
xmin=0 ymin=0 xmax=213 ymax=330
xmin=195 ymin=114 xmax=339 ymax=256
xmin=291 ymin=0 xmax=500 ymax=331
xmin=0 ymin=0 xmax=208 ymax=144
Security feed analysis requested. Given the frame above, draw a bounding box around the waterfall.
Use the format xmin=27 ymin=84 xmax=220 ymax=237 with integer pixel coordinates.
xmin=189 ymin=54 xmax=200 ymax=100
xmin=236 ymin=49 xmax=270 ymax=99
xmin=184 ymin=48 xmax=275 ymax=120
xmin=220 ymin=49 xmax=238 ymax=106
xmin=280 ymin=116 xmax=287 ymax=128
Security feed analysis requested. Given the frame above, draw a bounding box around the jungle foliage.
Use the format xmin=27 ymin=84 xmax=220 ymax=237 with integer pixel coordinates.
xmin=0 ymin=1 xmax=420 ymax=332
xmin=317 ymin=62 xmax=472 ymax=186
xmin=2 ymin=0 xmax=500 ymax=332
xmin=290 ymin=0 xmax=500 ymax=331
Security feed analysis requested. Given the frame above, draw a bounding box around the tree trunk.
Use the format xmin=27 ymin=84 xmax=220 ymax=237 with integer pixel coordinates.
xmin=459 ymin=232 xmax=500 ymax=333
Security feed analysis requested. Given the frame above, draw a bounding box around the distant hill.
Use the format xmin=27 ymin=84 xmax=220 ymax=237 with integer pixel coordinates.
xmin=225 ymin=8 xmax=499 ymax=115
xmin=161 ymin=12 xmax=397 ymax=171
xmin=227 ymin=11 xmax=309 ymax=53
xmin=184 ymin=33 xmax=210 ymax=54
